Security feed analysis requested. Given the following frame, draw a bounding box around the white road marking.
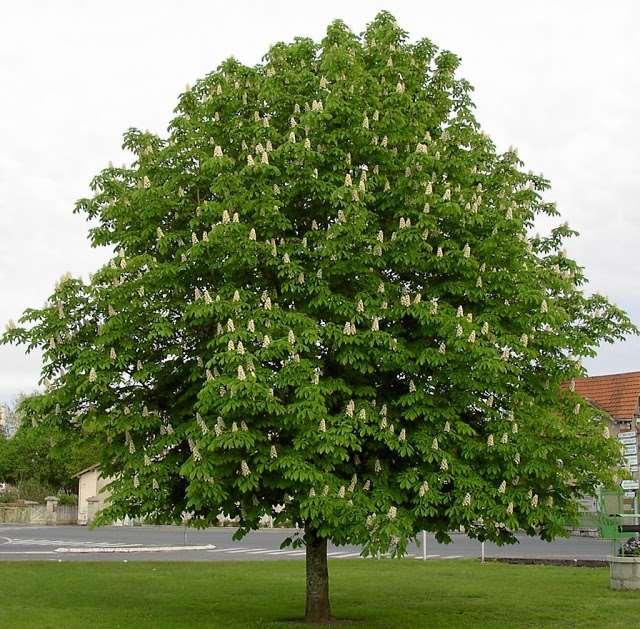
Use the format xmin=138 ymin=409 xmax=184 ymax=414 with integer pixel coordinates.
xmin=6 ymin=538 xmax=144 ymax=548
xmin=0 ymin=551 xmax=57 ymax=555
xmin=329 ymin=552 xmax=362 ymax=558
xmin=261 ymin=549 xmax=303 ymax=555
xmin=55 ymin=544 xmax=216 ymax=554
xmin=224 ymin=548 xmax=267 ymax=554
xmin=282 ymin=551 xmax=306 ymax=556
xmin=206 ymin=547 xmax=244 ymax=553
xmin=441 ymin=555 xmax=463 ymax=559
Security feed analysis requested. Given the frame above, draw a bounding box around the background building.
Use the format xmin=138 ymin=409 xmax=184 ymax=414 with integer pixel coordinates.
xmin=574 ymin=371 xmax=640 ymax=512
xmin=75 ymin=464 xmax=111 ymax=525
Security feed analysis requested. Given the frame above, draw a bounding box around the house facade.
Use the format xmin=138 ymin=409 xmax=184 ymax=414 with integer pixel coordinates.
xmin=573 ymin=371 xmax=640 ymax=512
xmin=75 ymin=464 xmax=111 ymax=525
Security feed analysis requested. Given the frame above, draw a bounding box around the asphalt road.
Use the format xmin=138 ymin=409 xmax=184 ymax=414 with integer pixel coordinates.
xmin=0 ymin=525 xmax=613 ymax=562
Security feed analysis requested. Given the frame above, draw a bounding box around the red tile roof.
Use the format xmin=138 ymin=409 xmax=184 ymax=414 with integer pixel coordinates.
xmin=573 ymin=372 xmax=640 ymax=420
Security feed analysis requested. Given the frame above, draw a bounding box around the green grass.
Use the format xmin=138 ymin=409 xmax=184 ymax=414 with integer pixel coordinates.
xmin=0 ymin=559 xmax=638 ymax=628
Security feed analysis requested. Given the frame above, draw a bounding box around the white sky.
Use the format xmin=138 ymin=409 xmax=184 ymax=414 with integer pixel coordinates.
xmin=1 ymin=1 xmax=638 ymax=404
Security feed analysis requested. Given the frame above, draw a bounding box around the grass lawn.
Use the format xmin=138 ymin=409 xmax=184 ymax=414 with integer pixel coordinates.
xmin=1 ymin=559 xmax=638 ymax=628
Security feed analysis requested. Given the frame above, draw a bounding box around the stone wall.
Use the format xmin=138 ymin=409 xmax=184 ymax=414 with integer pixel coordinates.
xmin=0 ymin=501 xmax=77 ymax=525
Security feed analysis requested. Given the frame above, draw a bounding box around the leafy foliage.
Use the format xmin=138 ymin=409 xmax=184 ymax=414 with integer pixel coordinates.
xmin=2 ymin=12 xmax=635 ymax=554
xmin=0 ymin=395 xmax=97 ymax=492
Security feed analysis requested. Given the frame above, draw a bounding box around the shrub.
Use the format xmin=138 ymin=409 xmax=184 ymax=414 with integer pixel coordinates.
xmin=15 ymin=479 xmax=57 ymax=503
xmin=57 ymin=492 xmax=78 ymax=506
xmin=0 ymin=489 xmax=20 ymax=504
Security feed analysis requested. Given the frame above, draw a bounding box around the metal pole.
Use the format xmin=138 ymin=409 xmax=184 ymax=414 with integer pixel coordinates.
xmin=422 ymin=530 xmax=427 ymax=561
xmin=481 ymin=541 xmax=485 ymax=563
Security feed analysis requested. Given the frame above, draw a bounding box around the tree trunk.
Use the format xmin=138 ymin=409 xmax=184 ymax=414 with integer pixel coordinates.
xmin=305 ymin=525 xmax=331 ymax=623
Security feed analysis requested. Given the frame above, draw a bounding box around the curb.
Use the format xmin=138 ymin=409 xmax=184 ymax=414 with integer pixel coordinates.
xmin=488 ymin=557 xmax=607 ymax=568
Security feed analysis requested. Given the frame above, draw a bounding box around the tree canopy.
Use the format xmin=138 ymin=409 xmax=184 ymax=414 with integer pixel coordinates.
xmin=0 ymin=394 xmax=97 ymax=493
xmin=2 ymin=11 xmax=635 ymax=622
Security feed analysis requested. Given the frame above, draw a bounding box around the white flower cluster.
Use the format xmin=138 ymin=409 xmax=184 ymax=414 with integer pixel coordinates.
xmin=188 ymin=438 xmax=201 ymax=462
xmin=196 ymin=413 xmax=208 ymax=435
xmin=343 ymin=322 xmax=357 ymax=336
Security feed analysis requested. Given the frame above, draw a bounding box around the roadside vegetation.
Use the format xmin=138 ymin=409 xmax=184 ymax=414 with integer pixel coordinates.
xmin=0 ymin=394 xmax=97 ymax=502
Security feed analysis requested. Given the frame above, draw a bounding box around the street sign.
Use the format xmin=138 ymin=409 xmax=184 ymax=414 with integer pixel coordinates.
xmin=623 ymin=444 xmax=637 ymax=455
xmin=621 ymin=480 xmax=639 ymax=490
xmin=625 ymin=456 xmax=638 ymax=467
xmin=619 ymin=431 xmax=637 ymax=440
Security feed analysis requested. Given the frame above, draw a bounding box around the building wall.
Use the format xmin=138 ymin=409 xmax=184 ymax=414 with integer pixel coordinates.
xmin=77 ymin=468 xmax=111 ymax=524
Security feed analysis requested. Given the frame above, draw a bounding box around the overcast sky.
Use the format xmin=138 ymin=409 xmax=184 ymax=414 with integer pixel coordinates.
xmin=1 ymin=1 xmax=638 ymax=405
